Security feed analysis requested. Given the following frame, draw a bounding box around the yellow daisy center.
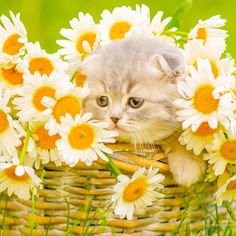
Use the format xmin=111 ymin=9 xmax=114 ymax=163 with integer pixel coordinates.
xmin=196 ymin=27 xmax=207 ymax=42
xmin=75 ymin=71 xmax=87 ymax=87
xmin=109 ymin=21 xmax=131 ymax=40
xmin=32 ymin=86 xmax=56 ymax=111
xmin=193 ymin=84 xmax=218 ymax=114
xmin=29 ymin=57 xmax=54 ymax=76
xmin=2 ymin=65 xmax=23 ymax=85
xmin=5 ymin=165 xmax=29 ymax=181
xmin=76 ymin=32 xmax=96 ymax=54
xmin=210 ymin=61 xmax=219 ymax=78
xmin=35 ymin=125 xmax=61 ymax=149
xmin=123 ymin=177 xmax=147 ymax=202
xmin=195 ymin=122 xmax=216 ymax=136
xmin=227 ymin=179 xmax=236 ymax=190
xmin=2 ymin=34 xmax=24 ymax=55
xmin=68 ymin=124 xmax=95 ymax=150
xmin=53 ymin=96 xmax=80 ymax=123
xmin=0 ymin=110 xmax=9 ymax=134
xmin=221 ymin=141 xmax=236 ymax=161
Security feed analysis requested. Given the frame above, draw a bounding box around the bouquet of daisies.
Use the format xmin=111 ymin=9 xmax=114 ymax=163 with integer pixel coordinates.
xmin=0 ymin=4 xmax=235 ymax=223
xmin=0 ymin=12 xmax=118 ymax=201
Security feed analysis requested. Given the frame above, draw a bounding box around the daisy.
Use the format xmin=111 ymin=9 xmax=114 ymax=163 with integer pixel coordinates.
xmin=211 ymin=72 xmax=236 ymax=133
xmin=135 ymin=4 xmax=150 ymax=23
xmin=112 ymin=167 xmax=164 ymax=220
xmin=56 ymin=113 xmax=118 ymax=167
xmin=219 ymin=92 xmax=236 ymax=135
xmin=0 ymin=63 xmax=24 ymax=92
xmin=0 ymin=12 xmax=27 ymax=65
xmin=150 ymin=11 xmax=173 ymax=40
xmin=215 ymin=170 xmax=236 ymax=205
xmin=30 ymin=122 xmax=63 ymax=168
xmin=57 ymin=12 xmax=99 ymax=62
xmin=175 ymin=58 xmax=232 ymax=132
xmin=205 ymin=165 xmax=218 ymax=182
xmin=188 ymin=15 xmax=227 ymax=44
xmin=19 ymin=42 xmax=68 ymax=76
xmin=66 ymin=62 xmax=88 ymax=88
xmin=125 ymin=9 xmax=174 ymax=45
xmin=179 ymin=122 xmax=221 ymax=155
xmin=0 ymin=161 xmax=40 ymax=200
xmin=99 ymin=6 xmax=148 ymax=45
xmin=184 ymin=39 xmax=234 ymax=78
xmin=13 ymin=72 xmax=71 ymax=123
xmin=16 ymin=134 xmax=35 ymax=160
xmin=43 ymin=84 xmax=90 ymax=135
xmin=14 ymin=122 xmax=57 ymax=169
xmin=73 ymin=71 xmax=87 ymax=87
xmin=0 ymin=89 xmax=21 ymax=157
xmin=0 ymin=154 xmax=11 ymax=163
xmin=204 ymin=130 xmax=236 ymax=176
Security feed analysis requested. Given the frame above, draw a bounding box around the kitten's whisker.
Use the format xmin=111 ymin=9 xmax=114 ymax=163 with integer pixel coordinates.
xmin=132 ymin=123 xmax=150 ymax=155
xmin=135 ymin=121 xmax=155 ymax=152
xmin=138 ymin=130 xmax=154 ymax=153
xmin=142 ymin=129 xmax=156 ymax=152
xmin=132 ymin=130 xmax=144 ymax=155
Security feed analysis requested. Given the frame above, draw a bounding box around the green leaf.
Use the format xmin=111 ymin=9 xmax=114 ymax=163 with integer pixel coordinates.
xmin=168 ymin=0 xmax=192 ymax=29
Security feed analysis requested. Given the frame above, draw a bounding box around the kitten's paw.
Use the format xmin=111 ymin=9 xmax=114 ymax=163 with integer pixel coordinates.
xmin=168 ymin=151 xmax=206 ymax=187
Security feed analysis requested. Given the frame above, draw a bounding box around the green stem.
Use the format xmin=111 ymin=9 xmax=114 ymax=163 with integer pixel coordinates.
xmin=175 ymin=203 xmax=189 ymax=235
xmin=29 ymin=170 xmax=45 ymax=236
xmin=172 ymin=30 xmax=188 ymax=36
xmin=105 ymin=154 xmax=121 ymax=177
xmin=214 ymin=204 xmax=220 ymax=236
xmin=223 ymin=200 xmax=236 ymax=221
xmin=19 ymin=124 xmax=31 ymax=165
xmin=163 ymin=30 xmax=188 ymax=36
xmin=227 ymin=163 xmax=235 ymax=177
xmin=70 ymin=71 xmax=77 ymax=82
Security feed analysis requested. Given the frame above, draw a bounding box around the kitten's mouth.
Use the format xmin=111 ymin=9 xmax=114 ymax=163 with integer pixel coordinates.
xmin=113 ymin=126 xmax=124 ymax=132
xmin=112 ymin=125 xmax=126 ymax=133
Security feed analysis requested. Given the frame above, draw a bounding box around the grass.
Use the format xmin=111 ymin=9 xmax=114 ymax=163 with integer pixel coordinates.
xmin=61 ymin=196 xmax=109 ymax=236
xmin=0 ymin=182 xmax=235 ymax=235
xmin=169 ymin=183 xmax=236 ymax=236
xmin=29 ymin=170 xmax=45 ymax=236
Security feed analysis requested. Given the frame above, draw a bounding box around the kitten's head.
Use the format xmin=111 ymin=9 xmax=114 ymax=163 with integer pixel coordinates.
xmin=81 ymin=38 xmax=185 ymax=144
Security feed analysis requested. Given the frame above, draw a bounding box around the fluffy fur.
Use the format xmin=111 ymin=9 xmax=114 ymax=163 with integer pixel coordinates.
xmin=81 ymin=38 xmax=206 ymax=186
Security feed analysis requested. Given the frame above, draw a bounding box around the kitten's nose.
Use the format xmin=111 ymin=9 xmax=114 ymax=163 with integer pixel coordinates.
xmin=111 ymin=117 xmax=119 ymax=124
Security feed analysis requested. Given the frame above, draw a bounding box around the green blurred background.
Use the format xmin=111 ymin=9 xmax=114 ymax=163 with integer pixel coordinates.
xmin=0 ymin=0 xmax=235 ymax=55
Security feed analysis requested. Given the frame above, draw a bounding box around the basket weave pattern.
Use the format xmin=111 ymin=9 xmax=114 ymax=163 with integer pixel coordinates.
xmin=0 ymin=144 xmax=225 ymax=235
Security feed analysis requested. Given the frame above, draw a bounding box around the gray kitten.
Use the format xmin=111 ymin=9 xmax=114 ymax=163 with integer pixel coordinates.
xmin=81 ymin=38 xmax=206 ymax=187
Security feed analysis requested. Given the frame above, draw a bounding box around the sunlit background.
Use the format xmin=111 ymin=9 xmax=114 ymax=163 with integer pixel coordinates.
xmin=0 ymin=0 xmax=235 ymax=55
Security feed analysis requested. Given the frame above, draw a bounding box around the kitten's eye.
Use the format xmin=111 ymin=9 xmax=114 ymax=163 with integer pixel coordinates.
xmin=96 ymin=96 xmax=109 ymax=107
xmin=128 ymin=97 xmax=144 ymax=108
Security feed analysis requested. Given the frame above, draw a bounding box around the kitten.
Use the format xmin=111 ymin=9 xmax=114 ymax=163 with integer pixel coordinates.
xmin=81 ymin=38 xmax=206 ymax=187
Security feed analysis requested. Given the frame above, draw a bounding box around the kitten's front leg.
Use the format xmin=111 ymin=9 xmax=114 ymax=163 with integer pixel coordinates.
xmin=163 ymin=142 xmax=206 ymax=187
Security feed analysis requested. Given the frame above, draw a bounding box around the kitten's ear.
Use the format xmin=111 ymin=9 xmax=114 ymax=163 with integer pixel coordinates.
xmin=151 ymin=49 xmax=186 ymax=81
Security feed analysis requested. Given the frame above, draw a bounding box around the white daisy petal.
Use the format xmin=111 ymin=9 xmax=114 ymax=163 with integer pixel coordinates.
xmin=56 ymin=113 xmax=116 ymax=166
xmin=111 ymin=167 xmax=164 ymax=220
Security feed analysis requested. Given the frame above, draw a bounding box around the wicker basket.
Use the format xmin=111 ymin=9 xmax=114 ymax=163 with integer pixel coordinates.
xmin=0 ymin=143 xmax=231 ymax=235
